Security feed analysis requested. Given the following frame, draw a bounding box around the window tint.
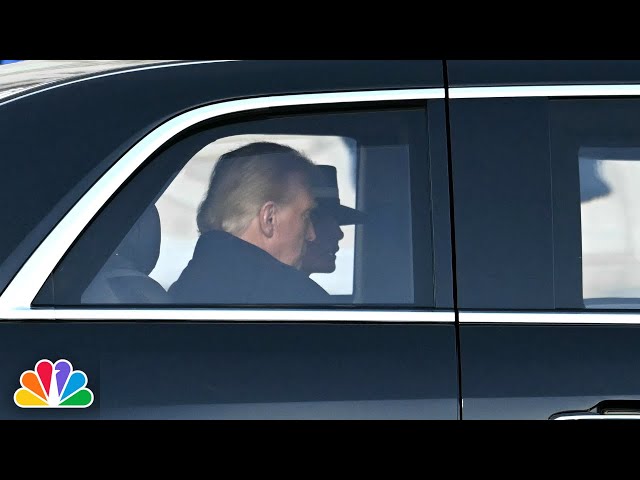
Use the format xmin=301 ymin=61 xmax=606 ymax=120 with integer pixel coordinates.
xmin=451 ymin=95 xmax=640 ymax=311
xmin=34 ymin=106 xmax=436 ymax=308
xmin=551 ymin=99 xmax=640 ymax=309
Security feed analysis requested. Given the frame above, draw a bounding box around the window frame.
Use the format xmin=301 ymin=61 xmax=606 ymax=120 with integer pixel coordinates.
xmin=0 ymin=88 xmax=451 ymax=322
xmin=448 ymin=82 xmax=640 ymax=325
xmin=549 ymin=97 xmax=640 ymax=310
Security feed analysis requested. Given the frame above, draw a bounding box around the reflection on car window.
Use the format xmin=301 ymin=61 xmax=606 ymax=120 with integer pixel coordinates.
xmin=580 ymin=147 xmax=640 ymax=307
xmin=37 ymin=107 xmax=435 ymax=308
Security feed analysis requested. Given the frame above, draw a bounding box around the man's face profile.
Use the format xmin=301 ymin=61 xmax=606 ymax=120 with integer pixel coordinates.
xmin=301 ymin=208 xmax=344 ymax=274
xmin=270 ymin=173 xmax=317 ymax=269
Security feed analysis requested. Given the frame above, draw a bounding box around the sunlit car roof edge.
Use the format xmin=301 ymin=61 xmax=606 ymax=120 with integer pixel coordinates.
xmin=0 ymin=60 xmax=237 ymax=105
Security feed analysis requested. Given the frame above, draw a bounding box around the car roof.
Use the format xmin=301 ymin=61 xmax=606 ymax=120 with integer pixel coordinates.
xmin=0 ymin=60 xmax=185 ymax=100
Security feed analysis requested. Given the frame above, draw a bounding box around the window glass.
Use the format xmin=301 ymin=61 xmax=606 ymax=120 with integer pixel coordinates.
xmin=35 ymin=106 xmax=434 ymax=308
xmin=551 ymin=98 xmax=640 ymax=309
xmin=579 ymin=148 xmax=640 ymax=307
xmin=451 ymin=96 xmax=640 ymax=311
xmin=153 ymin=134 xmax=358 ymax=296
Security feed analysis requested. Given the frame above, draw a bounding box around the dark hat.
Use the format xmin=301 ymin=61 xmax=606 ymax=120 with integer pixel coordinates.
xmin=312 ymin=165 xmax=366 ymax=225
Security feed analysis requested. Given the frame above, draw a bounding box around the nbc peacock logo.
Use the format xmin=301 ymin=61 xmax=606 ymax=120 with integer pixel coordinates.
xmin=14 ymin=359 xmax=94 ymax=408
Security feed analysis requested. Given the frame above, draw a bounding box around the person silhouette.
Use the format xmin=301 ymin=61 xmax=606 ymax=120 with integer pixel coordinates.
xmin=300 ymin=165 xmax=366 ymax=276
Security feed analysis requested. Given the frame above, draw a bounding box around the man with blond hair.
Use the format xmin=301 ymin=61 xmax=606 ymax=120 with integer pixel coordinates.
xmin=169 ymin=141 xmax=330 ymax=304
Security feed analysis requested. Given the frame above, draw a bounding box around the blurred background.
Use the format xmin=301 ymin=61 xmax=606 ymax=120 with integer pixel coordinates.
xmin=1 ymin=60 xmax=22 ymax=65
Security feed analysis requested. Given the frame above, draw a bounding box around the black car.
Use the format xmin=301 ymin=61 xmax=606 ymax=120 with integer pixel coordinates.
xmin=2 ymin=59 xmax=640 ymax=420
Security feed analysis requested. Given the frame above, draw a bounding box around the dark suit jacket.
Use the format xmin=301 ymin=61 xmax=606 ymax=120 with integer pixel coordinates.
xmin=169 ymin=230 xmax=330 ymax=305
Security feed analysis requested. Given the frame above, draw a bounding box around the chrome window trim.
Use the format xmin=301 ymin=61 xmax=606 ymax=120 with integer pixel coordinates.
xmin=7 ymin=308 xmax=454 ymax=322
xmin=0 ymin=60 xmax=236 ymax=107
xmin=449 ymin=84 xmax=640 ymax=325
xmin=460 ymin=311 xmax=640 ymax=325
xmin=449 ymin=84 xmax=640 ymax=99
xmin=0 ymin=87 xmax=445 ymax=320
xmin=553 ymin=414 xmax=640 ymax=420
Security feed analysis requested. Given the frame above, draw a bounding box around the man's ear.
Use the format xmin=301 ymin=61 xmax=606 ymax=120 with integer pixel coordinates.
xmin=258 ymin=201 xmax=276 ymax=238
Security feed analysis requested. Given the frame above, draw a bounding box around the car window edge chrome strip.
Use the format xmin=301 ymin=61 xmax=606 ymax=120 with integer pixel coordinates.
xmin=460 ymin=311 xmax=640 ymax=325
xmin=0 ymin=87 xmax=444 ymax=319
xmin=449 ymin=84 xmax=640 ymax=99
xmin=553 ymin=414 xmax=640 ymax=420
xmin=4 ymin=308 xmax=453 ymax=322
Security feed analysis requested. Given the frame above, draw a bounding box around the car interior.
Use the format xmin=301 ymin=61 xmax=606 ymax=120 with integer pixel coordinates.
xmin=34 ymin=106 xmax=434 ymax=308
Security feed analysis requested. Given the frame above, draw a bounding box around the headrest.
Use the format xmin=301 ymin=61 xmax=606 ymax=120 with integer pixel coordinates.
xmin=312 ymin=165 xmax=366 ymax=225
xmin=114 ymin=205 xmax=161 ymax=275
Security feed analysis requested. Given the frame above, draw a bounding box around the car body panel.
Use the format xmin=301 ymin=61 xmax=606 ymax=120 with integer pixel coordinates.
xmin=7 ymin=59 xmax=640 ymax=420
xmin=0 ymin=60 xmax=458 ymax=419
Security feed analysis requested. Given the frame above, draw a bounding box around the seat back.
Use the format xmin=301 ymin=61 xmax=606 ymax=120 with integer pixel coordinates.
xmin=81 ymin=205 xmax=171 ymax=303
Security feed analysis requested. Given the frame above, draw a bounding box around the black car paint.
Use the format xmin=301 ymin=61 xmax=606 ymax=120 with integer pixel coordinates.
xmin=3 ymin=60 xmax=640 ymax=419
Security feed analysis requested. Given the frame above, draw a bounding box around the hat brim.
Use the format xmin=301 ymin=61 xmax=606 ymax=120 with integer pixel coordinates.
xmin=323 ymin=204 xmax=367 ymax=225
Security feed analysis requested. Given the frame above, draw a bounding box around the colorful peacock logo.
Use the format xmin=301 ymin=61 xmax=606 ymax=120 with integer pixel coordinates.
xmin=14 ymin=359 xmax=94 ymax=408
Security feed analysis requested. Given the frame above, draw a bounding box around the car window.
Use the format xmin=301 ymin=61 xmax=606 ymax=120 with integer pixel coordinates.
xmin=550 ymin=98 xmax=640 ymax=309
xmin=579 ymin=148 xmax=640 ymax=306
xmin=451 ymin=94 xmax=640 ymax=311
xmin=34 ymin=106 xmax=436 ymax=308
xmin=152 ymin=134 xmax=358 ymax=296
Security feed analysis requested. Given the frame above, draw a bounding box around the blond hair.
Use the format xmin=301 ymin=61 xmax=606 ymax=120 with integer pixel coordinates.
xmin=197 ymin=142 xmax=316 ymax=236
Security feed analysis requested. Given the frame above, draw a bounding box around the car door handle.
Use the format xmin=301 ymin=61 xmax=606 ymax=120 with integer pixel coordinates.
xmin=550 ymin=400 xmax=640 ymax=420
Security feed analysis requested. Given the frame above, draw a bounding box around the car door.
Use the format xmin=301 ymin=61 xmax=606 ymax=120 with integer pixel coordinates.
xmin=0 ymin=60 xmax=459 ymax=419
xmin=448 ymin=60 xmax=640 ymax=419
